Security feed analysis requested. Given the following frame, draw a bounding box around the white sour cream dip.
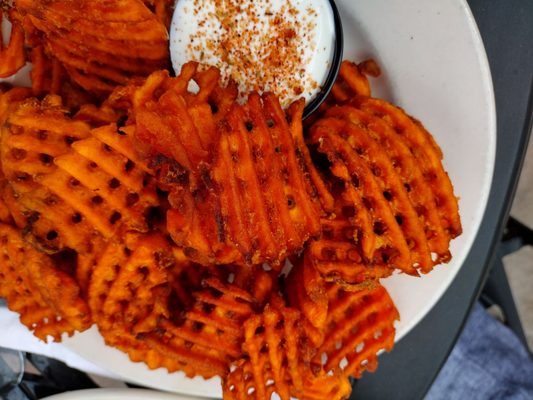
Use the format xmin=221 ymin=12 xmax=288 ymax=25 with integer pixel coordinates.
xmin=169 ymin=0 xmax=337 ymax=107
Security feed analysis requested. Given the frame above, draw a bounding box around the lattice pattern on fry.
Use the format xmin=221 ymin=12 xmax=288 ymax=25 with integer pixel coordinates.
xmin=1 ymin=94 xmax=159 ymax=251
xmin=15 ymin=0 xmax=169 ymax=96
xmin=132 ymin=63 xmax=232 ymax=171
xmin=223 ymin=302 xmax=305 ymax=400
xmin=91 ymin=233 xmax=173 ymax=335
xmin=0 ymin=223 xmax=91 ymax=341
xmin=350 ymin=97 xmax=462 ymax=239
xmin=167 ymin=92 xmax=323 ymax=267
xmin=40 ymin=125 xmax=159 ymax=239
xmin=315 ymin=283 xmax=398 ymax=379
xmin=307 ymin=212 xmax=394 ymax=285
xmin=313 ymin=115 xmax=434 ymax=273
xmin=146 ymin=276 xmax=257 ymax=378
xmin=0 ymin=96 xmax=96 ymax=252
xmin=310 ymin=118 xmax=419 ymax=277
xmin=325 ymin=105 xmax=452 ymax=264
xmin=224 ymin=298 xmax=351 ymax=400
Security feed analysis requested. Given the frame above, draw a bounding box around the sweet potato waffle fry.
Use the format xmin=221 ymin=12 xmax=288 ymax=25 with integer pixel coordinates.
xmin=160 ymin=91 xmax=324 ymax=267
xmin=0 ymin=3 xmax=463 ymax=394
xmin=316 ymin=282 xmax=399 ymax=379
xmin=350 ymin=97 xmax=462 ymax=239
xmin=14 ymin=0 xmax=170 ymax=96
xmin=1 ymin=95 xmax=94 ymax=252
xmin=325 ymin=106 xmax=453 ymax=263
xmin=0 ymin=223 xmax=90 ymax=341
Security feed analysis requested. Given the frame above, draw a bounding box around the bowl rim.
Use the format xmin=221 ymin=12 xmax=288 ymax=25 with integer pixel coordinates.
xmin=303 ymin=0 xmax=344 ymax=119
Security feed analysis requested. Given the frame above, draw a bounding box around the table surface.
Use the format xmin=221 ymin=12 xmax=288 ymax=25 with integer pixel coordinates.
xmin=353 ymin=0 xmax=533 ymax=398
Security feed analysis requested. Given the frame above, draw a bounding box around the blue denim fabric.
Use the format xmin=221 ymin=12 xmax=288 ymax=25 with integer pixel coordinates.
xmin=426 ymin=303 xmax=533 ymax=400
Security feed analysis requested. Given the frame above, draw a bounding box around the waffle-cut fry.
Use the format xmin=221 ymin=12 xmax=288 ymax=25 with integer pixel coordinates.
xmin=1 ymin=96 xmax=96 ymax=252
xmin=167 ymin=93 xmax=322 ymax=267
xmin=350 ymin=97 xmax=462 ymax=239
xmin=307 ymin=214 xmax=394 ymax=285
xmin=146 ymin=276 xmax=256 ymax=378
xmin=87 ymin=232 xmax=173 ymax=370
xmin=223 ymin=302 xmax=304 ymax=400
xmin=315 ymin=283 xmax=398 ymax=379
xmin=90 ymin=233 xmax=173 ymax=334
xmin=41 ymin=129 xmax=159 ymax=238
xmin=0 ymin=11 xmax=26 ymax=78
xmin=313 ymin=115 xmax=434 ymax=273
xmin=15 ymin=0 xmax=170 ymax=96
xmin=174 ymin=277 xmax=255 ymax=358
xmin=132 ymin=64 xmax=225 ymax=170
xmin=0 ymin=223 xmax=91 ymax=341
xmin=310 ymin=119 xmax=418 ymax=277
xmin=325 ymin=106 xmax=452 ymax=264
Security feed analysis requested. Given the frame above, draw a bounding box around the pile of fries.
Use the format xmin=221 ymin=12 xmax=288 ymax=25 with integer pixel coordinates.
xmin=0 ymin=1 xmax=461 ymax=399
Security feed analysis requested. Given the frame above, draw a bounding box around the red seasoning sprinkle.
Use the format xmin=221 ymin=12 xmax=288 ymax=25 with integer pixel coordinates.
xmin=187 ymin=0 xmax=318 ymax=106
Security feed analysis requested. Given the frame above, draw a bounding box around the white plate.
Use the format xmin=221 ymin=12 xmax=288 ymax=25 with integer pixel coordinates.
xmin=41 ymin=388 xmax=206 ymax=400
xmin=4 ymin=0 xmax=496 ymax=398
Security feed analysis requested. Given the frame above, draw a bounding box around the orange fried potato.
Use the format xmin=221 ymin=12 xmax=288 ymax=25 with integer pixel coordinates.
xmin=14 ymin=0 xmax=170 ymax=96
xmin=325 ymin=105 xmax=453 ymax=264
xmin=315 ymin=283 xmax=398 ymax=379
xmin=0 ymin=223 xmax=91 ymax=341
xmin=165 ymin=93 xmax=324 ymax=267
xmin=148 ymin=276 xmax=256 ymax=378
xmin=1 ymin=95 xmax=94 ymax=252
xmin=309 ymin=101 xmax=459 ymax=278
xmin=223 ymin=302 xmax=306 ymax=400
xmin=1 ymin=95 xmax=160 ymax=253
xmin=310 ymin=119 xmax=419 ymax=277
xmin=350 ymin=96 xmax=462 ymax=239
xmin=89 ymin=232 xmax=259 ymax=378
xmin=224 ymin=298 xmax=350 ymax=400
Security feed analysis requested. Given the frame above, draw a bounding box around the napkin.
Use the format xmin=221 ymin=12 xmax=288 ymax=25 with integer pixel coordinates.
xmin=0 ymin=306 xmax=122 ymax=379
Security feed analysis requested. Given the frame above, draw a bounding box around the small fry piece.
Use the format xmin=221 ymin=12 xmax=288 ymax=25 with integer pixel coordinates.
xmin=0 ymin=223 xmax=91 ymax=341
xmin=315 ymin=283 xmax=398 ymax=379
xmin=223 ymin=302 xmax=305 ymax=400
